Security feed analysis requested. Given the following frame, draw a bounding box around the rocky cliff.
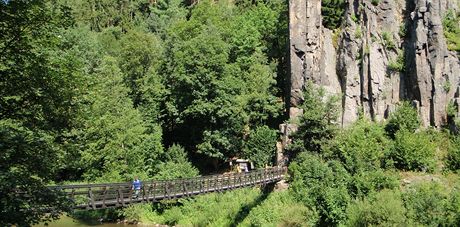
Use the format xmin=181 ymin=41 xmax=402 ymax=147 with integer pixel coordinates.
xmin=289 ymin=0 xmax=460 ymax=127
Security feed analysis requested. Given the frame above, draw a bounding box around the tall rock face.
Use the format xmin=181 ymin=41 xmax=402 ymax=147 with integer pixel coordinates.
xmin=289 ymin=0 xmax=460 ymax=127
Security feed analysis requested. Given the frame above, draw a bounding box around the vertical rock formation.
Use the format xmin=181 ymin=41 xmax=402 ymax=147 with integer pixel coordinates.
xmin=406 ymin=0 xmax=460 ymax=127
xmin=288 ymin=0 xmax=460 ymax=127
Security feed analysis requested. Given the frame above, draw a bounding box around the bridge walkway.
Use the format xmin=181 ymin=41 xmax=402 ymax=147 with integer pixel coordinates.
xmin=48 ymin=167 xmax=286 ymax=210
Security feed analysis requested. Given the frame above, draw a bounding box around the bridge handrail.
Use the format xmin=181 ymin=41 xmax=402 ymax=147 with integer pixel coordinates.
xmin=48 ymin=167 xmax=286 ymax=190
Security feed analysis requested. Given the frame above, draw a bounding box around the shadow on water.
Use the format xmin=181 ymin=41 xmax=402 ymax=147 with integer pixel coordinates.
xmin=34 ymin=215 xmax=123 ymax=227
xmin=230 ymin=183 xmax=275 ymax=227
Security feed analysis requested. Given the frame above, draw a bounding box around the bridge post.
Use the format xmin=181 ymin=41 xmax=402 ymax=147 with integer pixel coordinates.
xmin=102 ymin=186 xmax=107 ymax=208
xmin=88 ymin=187 xmax=96 ymax=210
xmin=117 ymin=186 xmax=124 ymax=207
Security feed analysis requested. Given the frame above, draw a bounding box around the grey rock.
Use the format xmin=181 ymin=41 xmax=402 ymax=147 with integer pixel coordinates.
xmin=286 ymin=0 xmax=460 ymax=127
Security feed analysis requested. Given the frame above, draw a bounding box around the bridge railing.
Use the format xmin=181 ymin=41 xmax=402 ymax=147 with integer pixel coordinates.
xmin=48 ymin=167 xmax=287 ymax=210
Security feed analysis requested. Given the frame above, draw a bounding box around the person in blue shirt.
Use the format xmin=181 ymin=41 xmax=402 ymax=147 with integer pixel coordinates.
xmin=132 ymin=176 xmax=142 ymax=199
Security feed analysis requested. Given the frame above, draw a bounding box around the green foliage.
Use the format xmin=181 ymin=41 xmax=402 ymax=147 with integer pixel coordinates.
xmin=0 ymin=120 xmax=71 ymax=226
xmin=385 ymin=101 xmax=421 ymax=138
xmin=289 ymin=153 xmax=351 ymax=226
xmin=351 ymin=170 xmax=400 ymax=198
xmin=381 ymin=31 xmax=396 ymax=49
xmin=242 ymin=126 xmax=278 ymax=168
xmin=388 ymin=51 xmax=405 ymax=72
xmin=122 ymin=204 xmax=157 ymax=224
xmin=447 ymin=136 xmax=460 ymax=171
xmin=290 ymin=83 xmax=339 ymax=154
xmin=351 ymin=14 xmax=359 ymax=23
xmin=399 ymin=23 xmax=407 ymax=38
xmin=0 ymin=0 xmax=80 ymax=224
xmin=444 ymin=80 xmax=452 ymax=93
xmin=322 ymin=0 xmax=347 ymax=30
xmin=164 ymin=0 xmax=284 ymax=160
xmin=148 ymin=188 xmax=261 ymax=226
xmin=403 ymin=182 xmax=453 ymax=226
xmin=442 ymin=10 xmax=460 ymax=53
xmin=390 ymin=130 xmax=436 ymax=172
xmin=330 ymin=120 xmax=392 ymax=173
xmin=78 ymin=56 xmax=162 ymax=181
xmin=355 ymin=26 xmax=362 ymax=39
xmin=371 ymin=0 xmax=380 ymax=6
xmin=347 ymin=189 xmax=408 ymax=226
xmin=153 ymin=144 xmax=199 ymax=180
xmin=447 ymin=100 xmax=458 ymax=118
xmin=241 ymin=191 xmax=319 ymax=227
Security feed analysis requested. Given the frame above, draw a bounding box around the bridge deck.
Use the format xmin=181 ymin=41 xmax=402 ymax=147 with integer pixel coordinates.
xmin=49 ymin=167 xmax=286 ymax=210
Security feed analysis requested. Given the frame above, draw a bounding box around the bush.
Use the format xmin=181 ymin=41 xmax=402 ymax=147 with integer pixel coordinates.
xmin=153 ymin=144 xmax=199 ymax=180
xmin=447 ymin=136 xmax=460 ymax=171
xmin=241 ymin=191 xmax=319 ymax=227
xmin=330 ymin=120 xmax=391 ymax=173
xmin=289 ymin=153 xmax=351 ymax=226
xmin=350 ymin=170 xmax=399 ymax=198
xmin=347 ymin=189 xmax=408 ymax=226
xmin=151 ymin=188 xmax=261 ymax=226
xmin=381 ymin=31 xmax=396 ymax=49
xmin=403 ymin=182 xmax=450 ymax=226
xmin=388 ymin=51 xmax=405 ymax=72
xmin=322 ymin=0 xmax=347 ymax=29
xmin=242 ymin=126 xmax=278 ymax=168
xmin=389 ymin=130 xmax=436 ymax=172
xmin=291 ymin=82 xmax=339 ymax=154
xmin=122 ymin=204 xmax=160 ymax=224
xmin=385 ymin=101 xmax=420 ymax=138
xmin=442 ymin=10 xmax=460 ymax=53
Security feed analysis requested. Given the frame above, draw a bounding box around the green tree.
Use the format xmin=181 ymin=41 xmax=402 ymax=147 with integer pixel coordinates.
xmin=289 ymin=153 xmax=351 ymax=226
xmin=290 ymin=83 xmax=339 ymax=155
xmin=0 ymin=0 xmax=82 ymax=224
xmin=385 ymin=101 xmax=421 ymax=138
xmin=347 ymin=189 xmax=408 ymax=226
xmin=78 ymin=56 xmax=162 ymax=181
xmin=153 ymin=144 xmax=199 ymax=180
xmin=390 ymin=129 xmax=436 ymax=172
xmin=330 ymin=119 xmax=391 ymax=173
xmin=163 ymin=1 xmax=283 ymax=161
xmin=242 ymin=126 xmax=278 ymax=168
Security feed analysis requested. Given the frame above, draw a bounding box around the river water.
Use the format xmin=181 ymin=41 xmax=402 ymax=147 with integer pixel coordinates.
xmin=34 ymin=215 xmax=127 ymax=227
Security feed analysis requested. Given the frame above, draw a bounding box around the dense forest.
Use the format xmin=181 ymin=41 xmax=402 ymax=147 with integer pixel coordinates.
xmin=1 ymin=0 xmax=460 ymax=226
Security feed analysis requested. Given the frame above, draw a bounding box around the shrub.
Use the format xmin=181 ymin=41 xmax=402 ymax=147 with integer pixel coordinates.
xmin=388 ymin=51 xmax=405 ymax=72
xmin=446 ymin=185 xmax=460 ymax=225
xmin=385 ymin=101 xmax=420 ymax=138
xmin=153 ymin=144 xmax=199 ymax=180
xmin=442 ymin=10 xmax=460 ymax=53
xmin=291 ymin=82 xmax=339 ymax=154
xmin=371 ymin=0 xmax=380 ymax=6
xmin=381 ymin=31 xmax=396 ymax=49
xmin=289 ymin=153 xmax=351 ymax=226
xmin=447 ymin=136 xmax=460 ymax=171
xmin=322 ymin=0 xmax=347 ymax=30
xmin=347 ymin=189 xmax=408 ymax=226
xmin=389 ymin=129 xmax=436 ymax=172
xmin=242 ymin=126 xmax=278 ymax=168
xmin=154 ymin=188 xmax=261 ymax=226
xmin=122 ymin=204 xmax=158 ymax=224
xmin=241 ymin=191 xmax=319 ymax=227
xmin=330 ymin=120 xmax=392 ymax=173
xmin=350 ymin=170 xmax=400 ymax=197
xmin=355 ymin=26 xmax=362 ymax=39
xmin=403 ymin=182 xmax=450 ymax=226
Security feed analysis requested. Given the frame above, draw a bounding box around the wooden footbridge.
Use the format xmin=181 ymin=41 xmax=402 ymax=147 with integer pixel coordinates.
xmin=48 ymin=167 xmax=287 ymax=210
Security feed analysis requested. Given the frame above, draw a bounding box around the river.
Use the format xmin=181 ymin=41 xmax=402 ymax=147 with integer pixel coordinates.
xmin=34 ymin=215 xmax=127 ymax=227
